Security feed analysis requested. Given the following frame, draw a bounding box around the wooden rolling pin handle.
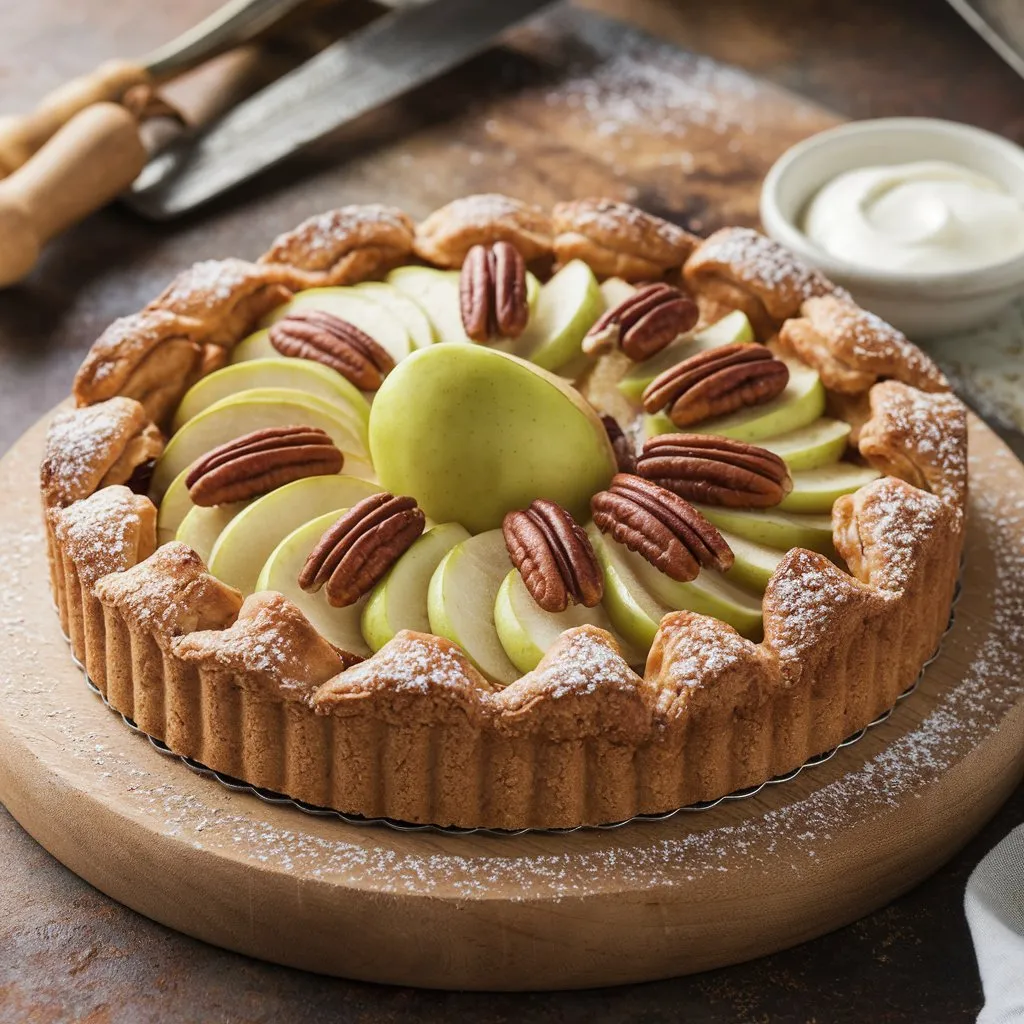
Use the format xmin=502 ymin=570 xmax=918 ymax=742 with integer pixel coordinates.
xmin=0 ymin=102 xmax=147 ymax=287
xmin=0 ymin=59 xmax=150 ymax=177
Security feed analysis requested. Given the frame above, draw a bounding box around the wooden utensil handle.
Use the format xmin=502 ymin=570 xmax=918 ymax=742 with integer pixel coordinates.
xmin=0 ymin=59 xmax=149 ymax=176
xmin=0 ymin=102 xmax=147 ymax=287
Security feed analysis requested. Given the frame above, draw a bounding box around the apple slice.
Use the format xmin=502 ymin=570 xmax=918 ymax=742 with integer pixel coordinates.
xmin=388 ymin=266 xmax=469 ymax=343
xmin=208 ymin=474 xmax=382 ymax=595
xmin=778 ymin=463 xmax=881 ymax=514
xmin=718 ymin=528 xmax=788 ymax=593
xmin=171 ymin=358 xmax=371 ymax=433
xmin=599 ymin=277 xmax=635 ymax=309
xmin=261 ymin=287 xmax=413 ymax=364
xmin=494 ymin=259 xmax=603 ymax=371
xmin=157 ymin=469 xmax=196 ymax=545
xmin=354 ymin=281 xmax=436 ymax=349
xmin=695 ymin=503 xmax=835 ymax=555
xmin=645 ymin=361 xmax=825 ymax=443
xmin=588 ymin=525 xmax=672 ymax=651
xmin=370 ymin=345 xmax=616 ymax=534
xmin=231 ymin=329 xmax=276 ymax=363
xmin=618 ymin=310 xmax=755 ymax=403
xmin=761 ymin=417 xmax=851 ymax=471
xmin=360 ymin=522 xmax=470 ymax=652
xmin=175 ymin=501 xmax=250 ymax=565
xmin=494 ymin=568 xmax=616 ymax=674
xmin=255 ymin=509 xmax=371 ymax=658
xmin=151 ymin=387 xmax=373 ymax=501
xmin=427 ymin=529 xmax=518 ymax=685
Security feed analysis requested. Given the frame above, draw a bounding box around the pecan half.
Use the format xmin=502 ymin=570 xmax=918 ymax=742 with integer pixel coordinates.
xmin=298 ymin=492 xmax=425 ymax=607
xmin=601 ymin=415 xmax=637 ymax=474
xmin=638 ymin=433 xmax=793 ymax=508
xmin=584 ymin=283 xmax=698 ymax=360
xmin=459 ymin=241 xmax=529 ymax=341
xmin=186 ymin=426 xmax=343 ymax=507
xmin=642 ymin=343 xmax=789 ymax=428
xmin=268 ymin=310 xmax=395 ymax=390
xmin=503 ymin=499 xmax=604 ymax=613
xmin=591 ymin=473 xmax=733 ymax=582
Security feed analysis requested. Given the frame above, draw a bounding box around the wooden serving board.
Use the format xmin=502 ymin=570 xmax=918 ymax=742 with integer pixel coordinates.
xmin=2 ymin=8 xmax=1023 ymax=991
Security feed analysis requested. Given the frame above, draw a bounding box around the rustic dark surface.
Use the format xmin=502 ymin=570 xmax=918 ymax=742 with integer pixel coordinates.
xmin=1 ymin=0 xmax=1023 ymax=1020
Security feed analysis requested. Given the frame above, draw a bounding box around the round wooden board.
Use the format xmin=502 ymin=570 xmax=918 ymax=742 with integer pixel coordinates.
xmin=1 ymin=413 xmax=1023 ymax=991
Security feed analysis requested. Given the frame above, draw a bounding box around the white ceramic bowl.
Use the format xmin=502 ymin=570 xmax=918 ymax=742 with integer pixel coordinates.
xmin=760 ymin=117 xmax=1024 ymax=338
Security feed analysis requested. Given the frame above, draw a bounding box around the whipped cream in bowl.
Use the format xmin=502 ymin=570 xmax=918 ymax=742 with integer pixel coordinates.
xmin=760 ymin=118 xmax=1024 ymax=337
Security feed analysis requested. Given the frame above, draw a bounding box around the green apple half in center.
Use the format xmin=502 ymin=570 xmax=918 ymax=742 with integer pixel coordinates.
xmin=369 ymin=345 xmax=616 ymax=534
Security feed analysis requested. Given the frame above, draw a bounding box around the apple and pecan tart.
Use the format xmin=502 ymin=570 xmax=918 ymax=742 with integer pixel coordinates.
xmin=40 ymin=194 xmax=966 ymax=829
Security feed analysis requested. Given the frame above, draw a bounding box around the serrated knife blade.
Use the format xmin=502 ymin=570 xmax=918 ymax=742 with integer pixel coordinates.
xmin=126 ymin=0 xmax=555 ymax=219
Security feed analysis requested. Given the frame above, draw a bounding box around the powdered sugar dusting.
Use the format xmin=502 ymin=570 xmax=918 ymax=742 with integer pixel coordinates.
xmin=156 ymin=258 xmax=259 ymax=313
xmin=266 ymin=204 xmax=413 ymax=264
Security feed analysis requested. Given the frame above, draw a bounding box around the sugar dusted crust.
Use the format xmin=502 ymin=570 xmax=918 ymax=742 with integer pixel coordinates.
xmin=41 ymin=196 xmax=967 ymax=830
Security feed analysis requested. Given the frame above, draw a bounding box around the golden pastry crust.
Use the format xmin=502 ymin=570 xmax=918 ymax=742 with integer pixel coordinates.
xmin=40 ymin=397 xmax=163 ymax=510
xmin=73 ymin=309 xmax=203 ymax=425
xmin=684 ymin=227 xmax=848 ymax=339
xmin=778 ymin=296 xmax=948 ymax=395
xmin=552 ymin=198 xmax=698 ymax=281
xmin=260 ymin=204 xmax=416 ymax=288
xmin=414 ymin=194 xmax=553 ymax=267
xmin=858 ymin=380 xmax=968 ymax=512
xmin=149 ymin=257 xmax=292 ymax=348
xmin=44 ymin=199 xmax=968 ymax=830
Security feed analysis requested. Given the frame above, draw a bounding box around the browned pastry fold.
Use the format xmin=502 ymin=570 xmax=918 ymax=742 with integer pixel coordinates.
xmin=48 ymin=485 xmax=156 ymax=684
xmin=73 ymin=309 xmax=203 ymax=425
xmin=858 ymin=381 xmax=968 ymax=513
xmin=259 ymin=204 xmax=416 ymax=289
xmin=684 ymin=227 xmax=848 ymax=339
xmin=414 ymin=194 xmax=553 ymax=267
xmin=778 ymin=295 xmax=948 ymax=395
xmin=552 ymin=198 xmax=699 ymax=280
xmin=148 ymin=257 xmax=292 ymax=348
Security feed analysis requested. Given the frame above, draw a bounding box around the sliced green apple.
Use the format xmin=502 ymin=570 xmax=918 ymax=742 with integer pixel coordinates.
xmin=261 ymin=287 xmax=413 ymax=364
xmin=719 ymin=529 xmax=789 ymax=593
xmin=494 ymin=259 xmax=603 ymax=371
xmin=388 ymin=266 xmax=470 ymax=344
xmin=588 ymin=525 xmax=672 ymax=651
xmin=599 ymin=277 xmax=635 ymax=309
xmin=230 ymin=328 xmax=275 ymax=363
xmin=645 ymin=361 xmax=825 ymax=443
xmin=151 ymin=387 xmax=373 ymax=501
xmin=157 ymin=469 xmax=196 ymax=545
xmin=171 ymin=358 xmax=370 ymax=433
xmin=617 ymin=310 xmax=755 ymax=403
xmin=696 ymin=503 xmax=835 ymax=555
xmin=175 ymin=501 xmax=250 ymax=565
xmin=360 ymin=522 xmax=470 ymax=652
xmin=427 ymin=529 xmax=518 ymax=685
xmin=777 ymin=463 xmax=881 ymax=514
xmin=761 ymin=417 xmax=851 ymax=471
xmin=354 ymin=281 xmax=436 ymax=349
xmin=255 ymin=509 xmax=371 ymax=658
xmin=370 ymin=345 xmax=616 ymax=534
xmin=494 ymin=568 xmax=615 ymax=674
xmin=208 ymin=474 xmax=382 ymax=595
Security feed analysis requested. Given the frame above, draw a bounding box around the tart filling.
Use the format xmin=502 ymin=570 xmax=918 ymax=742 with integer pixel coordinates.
xmin=41 ymin=194 xmax=966 ymax=829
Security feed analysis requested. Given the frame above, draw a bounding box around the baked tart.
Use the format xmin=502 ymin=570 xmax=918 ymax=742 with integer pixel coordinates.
xmin=40 ymin=194 xmax=966 ymax=830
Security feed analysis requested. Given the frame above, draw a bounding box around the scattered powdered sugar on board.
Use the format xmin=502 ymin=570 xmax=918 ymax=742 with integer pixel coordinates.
xmin=2 ymin=436 xmax=1023 ymax=899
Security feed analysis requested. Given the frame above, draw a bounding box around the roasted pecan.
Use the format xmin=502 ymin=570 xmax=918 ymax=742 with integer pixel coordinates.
xmin=642 ymin=343 xmax=789 ymax=428
xmin=601 ymin=415 xmax=637 ymax=474
xmin=186 ymin=426 xmax=343 ymax=507
xmin=591 ymin=473 xmax=733 ymax=582
xmin=459 ymin=241 xmax=529 ymax=341
xmin=299 ymin=492 xmax=425 ymax=607
xmin=637 ymin=433 xmax=792 ymax=508
xmin=584 ymin=283 xmax=698 ymax=360
xmin=268 ymin=310 xmax=395 ymax=390
xmin=503 ymin=499 xmax=603 ymax=613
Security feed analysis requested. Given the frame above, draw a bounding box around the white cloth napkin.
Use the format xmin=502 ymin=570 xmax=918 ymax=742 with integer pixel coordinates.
xmin=966 ymin=824 xmax=1024 ymax=1023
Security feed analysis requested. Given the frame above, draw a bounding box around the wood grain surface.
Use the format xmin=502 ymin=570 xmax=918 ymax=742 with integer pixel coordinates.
xmin=2 ymin=0 xmax=1024 ymax=1019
